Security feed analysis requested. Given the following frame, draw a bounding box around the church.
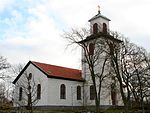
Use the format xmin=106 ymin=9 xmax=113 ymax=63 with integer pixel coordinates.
xmin=13 ymin=8 xmax=123 ymax=110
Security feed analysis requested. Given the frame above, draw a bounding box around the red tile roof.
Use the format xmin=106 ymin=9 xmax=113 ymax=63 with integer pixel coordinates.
xmin=32 ymin=61 xmax=83 ymax=81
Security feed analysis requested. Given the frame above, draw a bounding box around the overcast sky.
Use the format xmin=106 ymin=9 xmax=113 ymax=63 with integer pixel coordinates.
xmin=0 ymin=0 xmax=150 ymax=69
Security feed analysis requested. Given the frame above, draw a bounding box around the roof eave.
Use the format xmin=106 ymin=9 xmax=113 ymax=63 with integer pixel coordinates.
xmin=12 ymin=61 xmax=32 ymax=84
xmin=78 ymin=32 xmax=123 ymax=43
xmin=47 ymin=75 xmax=85 ymax=82
xmin=88 ymin=14 xmax=111 ymax=22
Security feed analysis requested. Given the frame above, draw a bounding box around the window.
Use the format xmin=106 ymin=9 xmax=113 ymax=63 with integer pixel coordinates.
xmin=19 ymin=87 xmax=22 ymax=101
xmin=60 ymin=84 xmax=66 ymax=99
xmin=37 ymin=84 xmax=41 ymax=99
xmin=89 ymin=43 xmax=95 ymax=55
xmin=77 ymin=86 xmax=81 ymax=100
xmin=28 ymin=94 xmax=31 ymax=106
xmin=102 ymin=23 xmax=107 ymax=33
xmin=111 ymin=83 xmax=117 ymax=105
xmin=93 ymin=23 xmax=98 ymax=34
xmin=90 ymin=85 xmax=95 ymax=100
xmin=28 ymin=73 xmax=32 ymax=80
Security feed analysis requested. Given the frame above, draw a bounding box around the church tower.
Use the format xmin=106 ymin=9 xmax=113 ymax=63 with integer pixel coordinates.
xmin=81 ymin=6 xmax=123 ymax=107
xmin=82 ymin=6 xmax=112 ymax=81
xmin=89 ymin=6 xmax=110 ymax=34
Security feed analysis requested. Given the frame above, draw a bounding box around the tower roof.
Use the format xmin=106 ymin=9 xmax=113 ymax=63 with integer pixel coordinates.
xmin=88 ymin=12 xmax=111 ymax=22
xmin=78 ymin=32 xmax=123 ymax=44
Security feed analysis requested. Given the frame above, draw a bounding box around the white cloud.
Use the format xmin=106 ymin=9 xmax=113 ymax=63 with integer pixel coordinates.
xmin=99 ymin=0 xmax=150 ymax=51
xmin=41 ymin=0 xmax=99 ymax=27
xmin=0 ymin=0 xmax=81 ymax=68
xmin=0 ymin=0 xmax=150 ymax=69
xmin=0 ymin=0 xmax=14 ymax=12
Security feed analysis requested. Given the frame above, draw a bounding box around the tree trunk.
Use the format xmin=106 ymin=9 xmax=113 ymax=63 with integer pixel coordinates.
xmin=95 ymin=100 xmax=100 ymax=113
xmin=91 ymin=70 xmax=100 ymax=113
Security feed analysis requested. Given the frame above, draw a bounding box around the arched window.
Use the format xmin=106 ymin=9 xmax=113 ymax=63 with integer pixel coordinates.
xmin=37 ymin=84 xmax=41 ymax=99
xmin=60 ymin=84 xmax=66 ymax=99
xmin=28 ymin=73 xmax=32 ymax=80
xmin=90 ymin=85 xmax=95 ymax=100
xmin=93 ymin=23 xmax=98 ymax=34
xmin=89 ymin=43 xmax=95 ymax=55
xmin=19 ymin=87 xmax=22 ymax=101
xmin=111 ymin=83 xmax=117 ymax=105
xmin=103 ymin=23 xmax=107 ymax=33
xmin=77 ymin=86 xmax=81 ymax=100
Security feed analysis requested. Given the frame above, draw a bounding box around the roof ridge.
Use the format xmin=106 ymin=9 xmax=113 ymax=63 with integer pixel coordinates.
xmin=31 ymin=61 xmax=81 ymax=71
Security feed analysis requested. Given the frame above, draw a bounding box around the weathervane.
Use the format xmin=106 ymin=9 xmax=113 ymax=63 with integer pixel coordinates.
xmin=98 ymin=5 xmax=100 ymax=14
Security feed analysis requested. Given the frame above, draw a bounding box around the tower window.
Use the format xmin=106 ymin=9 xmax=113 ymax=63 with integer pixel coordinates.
xmin=60 ymin=84 xmax=66 ymax=99
xmin=93 ymin=23 xmax=98 ymax=34
xmin=103 ymin=23 xmax=107 ymax=33
xmin=37 ymin=84 xmax=41 ymax=99
xmin=90 ymin=85 xmax=95 ymax=100
xmin=89 ymin=43 xmax=95 ymax=55
xmin=77 ymin=86 xmax=81 ymax=100
xmin=19 ymin=87 xmax=22 ymax=101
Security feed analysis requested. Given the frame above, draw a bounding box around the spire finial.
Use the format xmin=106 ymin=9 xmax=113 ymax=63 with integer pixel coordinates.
xmin=98 ymin=5 xmax=100 ymax=14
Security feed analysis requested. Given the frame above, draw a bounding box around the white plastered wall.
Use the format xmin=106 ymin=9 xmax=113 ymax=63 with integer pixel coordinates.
xmin=47 ymin=78 xmax=84 ymax=106
xmin=13 ymin=63 xmax=49 ymax=106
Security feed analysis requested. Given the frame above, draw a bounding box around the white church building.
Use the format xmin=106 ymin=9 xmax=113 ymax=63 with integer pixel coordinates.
xmin=13 ymin=9 xmax=122 ymax=110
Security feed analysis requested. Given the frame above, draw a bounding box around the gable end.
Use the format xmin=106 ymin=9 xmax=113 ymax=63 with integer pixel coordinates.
xmin=12 ymin=61 xmax=49 ymax=84
xmin=12 ymin=61 xmax=31 ymax=84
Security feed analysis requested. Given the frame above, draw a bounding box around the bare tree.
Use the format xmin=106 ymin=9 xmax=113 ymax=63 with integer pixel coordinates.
xmin=0 ymin=82 xmax=6 ymax=107
xmin=13 ymin=70 xmax=40 ymax=113
xmin=64 ymin=28 xmax=116 ymax=113
xmin=11 ymin=63 xmax=25 ymax=76
xmin=127 ymin=46 xmax=150 ymax=112
xmin=0 ymin=55 xmax=11 ymax=79
xmin=64 ymin=28 xmax=150 ymax=113
xmin=0 ymin=56 xmax=10 ymax=70
xmin=106 ymin=33 xmax=150 ymax=112
xmin=0 ymin=55 xmax=11 ymax=110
